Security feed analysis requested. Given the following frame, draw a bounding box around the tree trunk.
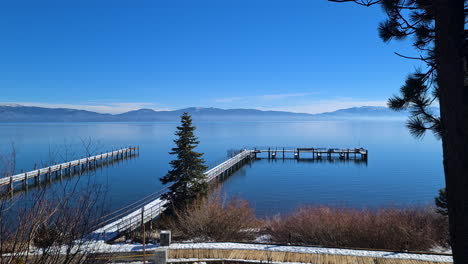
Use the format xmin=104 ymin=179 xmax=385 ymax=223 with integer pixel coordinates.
xmin=434 ymin=0 xmax=467 ymax=263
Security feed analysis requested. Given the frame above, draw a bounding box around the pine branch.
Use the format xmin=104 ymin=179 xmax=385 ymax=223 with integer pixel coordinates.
xmin=328 ymin=0 xmax=382 ymax=6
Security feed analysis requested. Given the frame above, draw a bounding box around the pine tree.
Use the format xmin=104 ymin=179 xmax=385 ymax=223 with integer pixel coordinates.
xmin=435 ymin=188 xmax=448 ymax=217
xmin=330 ymin=0 xmax=467 ymax=262
xmin=160 ymin=112 xmax=208 ymax=214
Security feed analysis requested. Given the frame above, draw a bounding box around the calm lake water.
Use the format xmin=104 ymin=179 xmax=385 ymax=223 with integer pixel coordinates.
xmin=0 ymin=121 xmax=444 ymax=216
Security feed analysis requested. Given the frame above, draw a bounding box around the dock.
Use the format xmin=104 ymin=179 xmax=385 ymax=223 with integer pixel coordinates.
xmin=0 ymin=146 xmax=139 ymax=195
xmin=253 ymin=147 xmax=368 ymax=160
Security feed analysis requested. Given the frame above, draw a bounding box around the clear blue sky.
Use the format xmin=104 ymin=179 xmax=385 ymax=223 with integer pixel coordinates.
xmin=0 ymin=0 xmax=422 ymax=114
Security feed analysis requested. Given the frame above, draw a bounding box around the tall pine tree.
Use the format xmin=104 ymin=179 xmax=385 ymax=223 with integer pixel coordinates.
xmin=160 ymin=113 xmax=208 ymax=214
xmin=330 ymin=0 xmax=467 ymax=262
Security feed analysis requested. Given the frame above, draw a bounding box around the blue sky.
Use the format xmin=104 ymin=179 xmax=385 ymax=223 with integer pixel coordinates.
xmin=0 ymin=0 xmax=422 ymax=114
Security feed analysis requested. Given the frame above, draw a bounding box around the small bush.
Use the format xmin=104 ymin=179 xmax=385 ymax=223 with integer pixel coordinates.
xmin=266 ymin=206 xmax=448 ymax=251
xmin=169 ymin=193 xmax=260 ymax=242
xmin=33 ymin=225 xmax=63 ymax=250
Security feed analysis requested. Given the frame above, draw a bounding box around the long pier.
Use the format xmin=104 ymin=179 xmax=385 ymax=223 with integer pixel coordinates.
xmin=0 ymin=146 xmax=139 ymax=195
xmin=91 ymin=146 xmax=367 ymax=241
xmin=91 ymin=149 xmax=255 ymax=241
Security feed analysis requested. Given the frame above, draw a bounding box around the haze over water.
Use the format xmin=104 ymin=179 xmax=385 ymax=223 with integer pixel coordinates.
xmin=0 ymin=120 xmax=444 ymax=216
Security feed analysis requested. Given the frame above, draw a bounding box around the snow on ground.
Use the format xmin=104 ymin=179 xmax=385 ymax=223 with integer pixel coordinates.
xmin=431 ymin=246 xmax=452 ymax=255
xmin=168 ymin=242 xmax=453 ymax=263
xmin=253 ymin=234 xmax=272 ymax=243
xmin=86 ymin=241 xmax=453 ymax=263
xmin=7 ymin=240 xmax=453 ymax=263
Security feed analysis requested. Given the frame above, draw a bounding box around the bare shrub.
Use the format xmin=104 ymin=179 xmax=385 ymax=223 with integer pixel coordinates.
xmin=168 ymin=192 xmax=260 ymax=242
xmin=267 ymin=206 xmax=448 ymax=251
xmin=0 ymin=145 xmax=109 ymax=264
xmin=0 ymin=186 xmax=106 ymax=263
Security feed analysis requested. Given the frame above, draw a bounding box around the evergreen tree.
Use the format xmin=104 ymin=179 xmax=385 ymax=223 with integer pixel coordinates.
xmin=160 ymin=112 xmax=208 ymax=214
xmin=435 ymin=188 xmax=448 ymax=217
xmin=330 ymin=0 xmax=467 ymax=262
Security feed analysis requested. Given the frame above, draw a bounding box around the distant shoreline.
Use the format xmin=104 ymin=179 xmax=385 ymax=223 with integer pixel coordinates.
xmin=0 ymin=105 xmax=413 ymax=123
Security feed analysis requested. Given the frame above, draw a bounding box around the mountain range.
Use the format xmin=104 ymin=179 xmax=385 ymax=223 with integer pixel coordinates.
xmin=0 ymin=105 xmax=422 ymax=122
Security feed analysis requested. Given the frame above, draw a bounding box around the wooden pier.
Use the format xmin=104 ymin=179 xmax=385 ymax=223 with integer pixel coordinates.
xmin=91 ymin=147 xmax=367 ymax=241
xmin=0 ymin=146 xmax=139 ymax=195
xmin=253 ymin=147 xmax=368 ymax=160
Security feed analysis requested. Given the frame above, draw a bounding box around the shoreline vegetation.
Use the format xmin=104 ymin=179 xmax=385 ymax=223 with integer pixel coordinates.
xmin=124 ymin=191 xmax=449 ymax=253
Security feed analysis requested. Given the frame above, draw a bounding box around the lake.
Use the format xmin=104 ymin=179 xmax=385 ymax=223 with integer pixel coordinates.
xmin=0 ymin=120 xmax=444 ymax=216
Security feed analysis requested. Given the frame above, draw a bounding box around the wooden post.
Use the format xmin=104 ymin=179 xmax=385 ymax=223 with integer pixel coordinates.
xmin=141 ymin=208 xmax=146 ymax=264
xmin=47 ymin=167 xmax=51 ymax=183
xmin=33 ymin=164 xmax=38 ymax=185
xmin=22 ymin=169 xmax=27 ymax=189
xmin=268 ymin=148 xmax=271 ymax=159
xmin=36 ymin=169 xmax=40 ymax=185
xmin=297 ymin=149 xmax=300 ymax=159
xmin=9 ymin=175 xmax=13 ymax=195
xmin=150 ymin=208 xmax=153 ymax=231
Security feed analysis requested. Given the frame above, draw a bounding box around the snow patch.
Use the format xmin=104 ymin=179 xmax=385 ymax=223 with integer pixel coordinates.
xmin=169 ymin=242 xmax=453 ymax=263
